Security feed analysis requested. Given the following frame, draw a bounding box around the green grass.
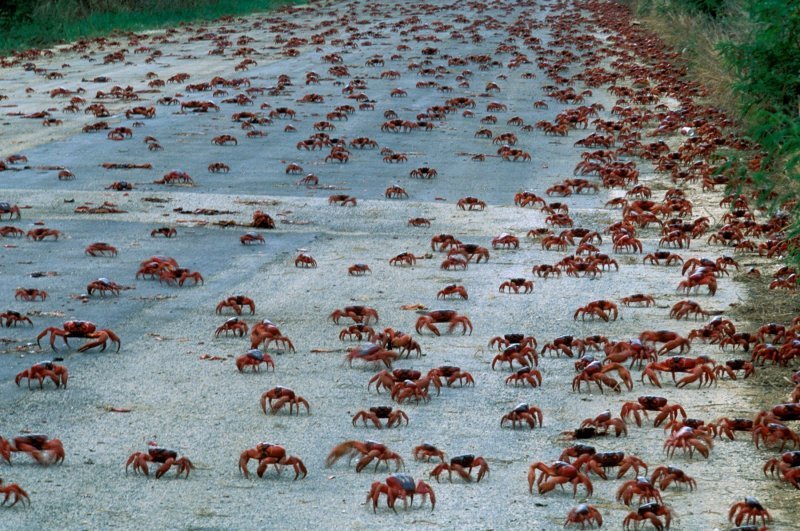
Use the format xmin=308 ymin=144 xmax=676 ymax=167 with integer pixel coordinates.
xmin=0 ymin=0 xmax=300 ymax=56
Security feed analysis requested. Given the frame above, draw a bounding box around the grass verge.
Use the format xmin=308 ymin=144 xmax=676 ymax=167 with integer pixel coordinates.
xmin=0 ymin=0 xmax=300 ymax=56
xmin=624 ymin=0 xmax=800 ymax=258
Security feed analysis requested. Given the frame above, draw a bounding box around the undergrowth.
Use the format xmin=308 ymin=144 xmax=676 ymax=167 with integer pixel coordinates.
xmin=0 ymin=0 xmax=298 ymax=56
xmin=627 ymin=0 xmax=800 ymax=260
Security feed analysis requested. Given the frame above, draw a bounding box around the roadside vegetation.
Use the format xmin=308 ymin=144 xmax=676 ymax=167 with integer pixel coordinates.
xmin=626 ymin=0 xmax=800 ymax=257
xmin=0 ymin=0 xmax=296 ymax=56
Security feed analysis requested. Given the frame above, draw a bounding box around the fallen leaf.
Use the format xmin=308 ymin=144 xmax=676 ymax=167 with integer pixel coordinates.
xmin=400 ymin=303 xmax=427 ymax=310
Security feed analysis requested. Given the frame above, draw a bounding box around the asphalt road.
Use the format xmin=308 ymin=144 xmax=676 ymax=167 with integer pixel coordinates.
xmin=0 ymin=0 xmax=797 ymax=529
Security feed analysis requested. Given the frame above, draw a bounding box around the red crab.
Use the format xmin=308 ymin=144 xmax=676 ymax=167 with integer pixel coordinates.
xmin=415 ymin=310 xmax=472 ymax=335
xmin=125 ymin=443 xmax=194 ymax=479
xmin=367 ymin=473 xmax=435 ymax=512
xmin=15 ymin=361 xmax=68 ymax=389
xmin=37 ymin=320 xmax=120 ymax=352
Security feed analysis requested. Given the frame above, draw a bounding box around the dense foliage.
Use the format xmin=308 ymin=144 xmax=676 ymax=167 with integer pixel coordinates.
xmin=0 ymin=0 xmax=294 ymax=54
xmin=633 ymin=0 xmax=800 ymax=254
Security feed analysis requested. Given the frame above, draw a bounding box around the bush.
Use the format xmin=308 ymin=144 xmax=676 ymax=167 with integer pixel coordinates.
xmin=0 ymin=1 xmax=295 ymax=55
xmin=719 ymin=0 xmax=800 ymax=117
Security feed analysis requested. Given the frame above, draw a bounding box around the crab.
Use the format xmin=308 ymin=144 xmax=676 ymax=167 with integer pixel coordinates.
xmin=84 ymin=242 xmax=118 ymax=256
xmin=0 ymin=479 xmax=29 ymax=507
xmin=491 ymin=233 xmax=520 ymax=249
xmin=385 ymin=185 xmax=408 ymax=199
xmin=499 ymin=278 xmax=534 ymax=294
xmin=348 ymin=264 xmax=371 ymax=276
xmin=623 ymin=503 xmax=673 ymax=531
xmin=208 ymin=162 xmax=230 ymax=173
xmin=158 ymin=267 xmax=204 ymax=287
xmin=572 ymin=361 xmax=633 ymax=393
xmin=84 ymin=278 xmax=122 ymax=297
xmin=413 ymin=443 xmax=446 ymax=462
xmin=430 ymin=234 xmax=462 ymax=251
xmin=669 ymin=300 xmax=709 ymax=320
xmin=26 ymin=228 xmax=60 ymax=241
xmin=729 ymin=497 xmax=772 ymax=527
xmin=0 ymin=311 xmax=32 ymax=327
xmin=489 ymin=333 xmax=537 ymax=350
xmin=617 ymin=477 xmax=664 ymax=506
xmin=621 ymin=396 xmax=687 ymax=427
xmin=415 ymin=310 xmax=472 ymax=335
xmin=643 ymin=251 xmax=683 ymax=266
xmin=528 ymin=460 xmax=593 ymax=496
xmin=456 ymin=196 xmax=486 ymax=210
xmin=252 ymin=211 xmax=275 ymax=228
xmin=0 ymin=434 xmax=65 ymax=465
xmin=709 ymin=417 xmax=754 ymax=440
xmin=574 ymin=300 xmax=618 ymax=321
xmin=664 ymin=426 xmax=714 ymax=458
xmin=492 ymin=343 xmax=538 ymax=370
xmin=212 ymin=134 xmax=237 ymax=146
xmin=390 ymin=378 xmax=433 ymax=404
xmin=260 ymin=386 xmax=310 ymax=415
xmin=677 ymin=269 xmax=717 ymax=296
xmin=448 ymin=243 xmax=490 ymax=263
xmin=505 ymin=366 xmax=543 ymax=387
xmin=338 ymin=324 xmax=376 ymax=341
xmin=330 ymin=305 xmax=379 ymax=324
xmin=0 ymin=202 xmax=21 ymax=220
xmin=216 ymin=295 xmax=256 ymax=316
xmin=15 ymin=361 xmax=68 ymax=389
xmin=389 ymin=252 xmax=416 ymax=266
xmin=426 ymin=366 xmax=475 ymax=388
xmin=407 ymin=166 xmax=438 ymax=180
xmin=572 ymin=452 xmax=648 ymax=480
xmin=329 ymin=194 xmax=357 ymax=207
xmin=150 ymin=227 xmax=177 ymax=238
xmin=106 ymin=181 xmax=134 ymax=191
xmin=753 ymin=421 xmax=800 ymax=450
xmin=532 ymin=264 xmax=561 ymax=278
xmin=0 ymin=226 xmax=24 ymax=238
xmin=436 ymin=284 xmax=468 ymax=300
xmin=367 ymin=474 xmax=435 ymax=512
xmin=294 ymin=253 xmax=317 ymax=268
xmin=240 ymin=232 xmax=265 ymax=245
xmin=579 ymin=411 xmax=627 ymax=437
xmin=501 ymin=403 xmax=543 ymax=429
xmin=238 ymin=442 xmax=307 ymax=480
xmin=564 ymin=504 xmax=603 ymax=528
xmin=650 ymin=465 xmax=696 ymax=491
xmin=380 ymin=330 xmax=422 ymax=358
xmin=345 ymin=343 xmax=397 ymax=368
xmin=215 ymin=317 xmax=249 ymax=337
xmin=430 ymin=454 xmax=489 ymax=483
xmin=325 ymin=440 xmax=404 ymax=472
xmin=763 ymin=450 xmax=800 ymax=488
xmin=235 ymin=349 xmax=274 ymax=372
xmin=714 ymin=359 xmax=755 ymax=380
xmin=353 ymin=406 xmax=409 ymax=429
xmin=639 ymin=330 xmax=691 ymax=355
xmin=620 ymin=294 xmax=655 ymax=307
xmin=249 ymin=319 xmax=295 ymax=352
xmin=408 ymin=217 xmax=431 ymax=227
xmin=383 ymin=153 xmax=408 ymax=163
xmin=37 ymin=320 xmax=120 ymax=352
xmin=125 ymin=443 xmax=194 ymax=479
xmin=641 ymin=356 xmax=715 ymax=388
